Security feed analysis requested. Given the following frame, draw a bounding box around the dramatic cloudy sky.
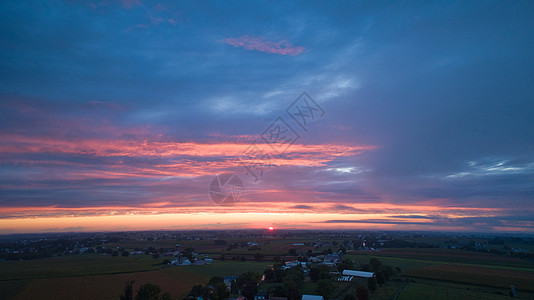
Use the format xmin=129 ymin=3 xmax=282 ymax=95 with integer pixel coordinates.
xmin=1 ymin=0 xmax=533 ymax=233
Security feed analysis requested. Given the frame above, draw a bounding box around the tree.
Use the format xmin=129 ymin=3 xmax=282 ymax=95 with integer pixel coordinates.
xmin=268 ymin=286 xmax=286 ymax=298
xmin=316 ymin=279 xmax=334 ymax=299
xmin=289 ymin=248 xmax=297 ymax=256
xmin=284 ymin=267 xmax=304 ymax=287
xmin=264 ymin=268 xmax=275 ymax=281
xmin=254 ymin=252 xmax=264 ymax=261
xmin=382 ymin=265 xmax=395 ymax=280
xmin=273 ymin=266 xmax=285 ymax=282
xmin=209 ymin=276 xmax=224 ymax=286
xmin=135 ymin=283 xmax=161 ymax=300
xmin=369 ymin=258 xmax=382 ymax=272
xmin=367 ymin=277 xmax=377 ymax=293
xmin=212 ymin=283 xmax=230 ymax=300
xmin=355 ymin=286 xmax=369 ymax=300
xmin=230 ymin=280 xmax=238 ymax=294
xmin=320 ymin=265 xmax=332 ymax=279
xmin=489 ymin=237 xmax=505 ymax=245
xmin=122 ymin=251 xmax=130 ymax=257
xmin=310 ymin=265 xmax=331 ymax=281
xmin=283 ymin=279 xmax=300 ymax=300
xmin=120 ymin=280 xmax=134 ymax=300
xmin=343 ymin=294 xmax=356 ymax=300
xmin=241 ymin=282 xmax=258 ymax=300
xmin=376 ymin=271 xmax=386 ymax=286
xmin=309 ymin=267 xmax=321 ymax=281
xmin=160 ymin=292 xmax=173 ymax=300
xmin=237 ymin=272 xmax=262 ymax=300
xmin=237 ymin=272 xmax=262 ymax=286
xmin=337 ymin=258 xmax=354 ymax=272
xmin=189 ymin=285 xmax=210 ymax=300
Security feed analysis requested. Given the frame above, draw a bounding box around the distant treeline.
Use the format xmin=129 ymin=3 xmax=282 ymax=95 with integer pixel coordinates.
xmin=0 ymin=237 xmax=120 ymax=260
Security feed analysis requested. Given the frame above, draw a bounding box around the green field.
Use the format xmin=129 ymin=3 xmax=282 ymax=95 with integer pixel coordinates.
xmin=398 ymin=281 xmax=512 ymax=300
xmin=406 ymin=263 xmax=534 ymax=292
xmin=0 ymin=255 xmax=159 ymax=280
xmin=346 ymin=248 xmax=534 ymax=299
xmin=0 ymin=257 xmax=271 ymax=300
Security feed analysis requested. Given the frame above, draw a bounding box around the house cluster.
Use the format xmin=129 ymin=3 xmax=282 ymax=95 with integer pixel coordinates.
xmin=283 ymin=260 xmax=312 ymax=270
xmin=305 ymin=250 xmax=343 ymax=266
xmin=170 ymin=255 xmax=213 ymax=266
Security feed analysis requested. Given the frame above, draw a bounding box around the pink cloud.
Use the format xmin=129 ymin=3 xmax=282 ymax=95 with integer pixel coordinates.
xmin=119 ymin=0 xmax=141 ymax=9
xmin=223 ymin=36 xmax=305 ymax=56
xmin=0 ymin=134 xmax=374 ymax=180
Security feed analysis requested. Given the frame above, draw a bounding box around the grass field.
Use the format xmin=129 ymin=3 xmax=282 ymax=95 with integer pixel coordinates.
xmin=0 ymin=266 xmax=206 ymax=300
xmin=398 ymin=281 xmax=512 ymax=300
xmin=346 ymin=248 xmax=534 ymax=299
xmin=406 ymin=263 xmax=534 ymax=292
xmin=0 ymin=255 xmax=159 ymax=280
xmin=0 ymin=258 xmax=271 ymax=300
xmin=369 ymin=248 xmax=534 ymax=269
xmin=368 ymin=280 xmax=405 ymax=300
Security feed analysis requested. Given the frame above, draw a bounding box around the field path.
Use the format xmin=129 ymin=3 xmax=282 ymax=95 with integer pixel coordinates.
xmin=393 ymin=282 xmax=408 ymax=300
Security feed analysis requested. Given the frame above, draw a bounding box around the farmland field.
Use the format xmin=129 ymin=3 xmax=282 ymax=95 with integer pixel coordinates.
xmin=346 ymin=248 xmax=534 ymax=299
xmin=2 ymin=234 xmax=534 ymax=299
xmin=0 ymin=257 xmax=271 ymax=300
xmin=0 ymin=266 xmax=205 ymax=300
xmin=372 ymin=248 xmax=534 ymax=269
xmin=0 ymin=255 xmax=159 ymax=280
xmin=398 ymin=281 xmax=512 ymax=300
xmin=405 ymin=263 xmax=534 ymax=292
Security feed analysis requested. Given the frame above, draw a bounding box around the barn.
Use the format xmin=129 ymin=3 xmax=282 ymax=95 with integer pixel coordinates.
xmin=342 ymin=270 xmax=375 ymax=278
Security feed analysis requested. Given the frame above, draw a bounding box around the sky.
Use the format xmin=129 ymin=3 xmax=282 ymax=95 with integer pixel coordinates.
xmin=1 ymin=0 xmax=533 ymax=234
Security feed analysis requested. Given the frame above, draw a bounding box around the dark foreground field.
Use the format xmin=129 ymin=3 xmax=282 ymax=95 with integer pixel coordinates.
xmin=0 ymin=257 xmax=270 ymax=300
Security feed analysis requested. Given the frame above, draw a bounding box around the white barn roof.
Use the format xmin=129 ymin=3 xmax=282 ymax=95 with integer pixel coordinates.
xmin=342 ymin=270 xmax=375 ymax=278
xmin=302 ymin=295 xmax=324 ymax=300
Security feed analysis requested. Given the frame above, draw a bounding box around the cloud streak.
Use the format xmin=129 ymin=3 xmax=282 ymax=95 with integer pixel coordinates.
xmin=223 ymin=36 xmax=305 ymax=56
